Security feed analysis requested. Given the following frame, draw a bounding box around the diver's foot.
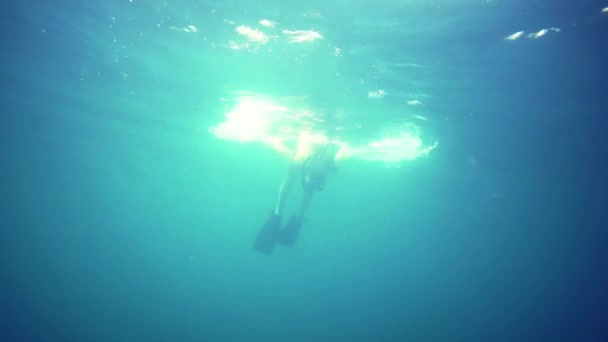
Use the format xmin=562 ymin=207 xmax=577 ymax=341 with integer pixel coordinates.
xmin=277 ymin=215 xmax=304 ymax=247
xmin=253 ymin=212 xmax=282 ymax=255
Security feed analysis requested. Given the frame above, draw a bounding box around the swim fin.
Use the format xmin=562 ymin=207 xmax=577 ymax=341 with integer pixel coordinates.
xmin=253 ymin=213 xmax=281 ymax=255
xmin=278 ymin=215 xmax=304 ymax=247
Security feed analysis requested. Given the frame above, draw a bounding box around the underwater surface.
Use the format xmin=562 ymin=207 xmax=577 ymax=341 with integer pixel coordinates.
xmin=1 ymin=0 xmax=607 ymax=340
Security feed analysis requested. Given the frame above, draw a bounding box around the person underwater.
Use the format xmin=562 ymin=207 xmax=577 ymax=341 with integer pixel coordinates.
xmin=253 ymin=133 xmax=350 ymax=255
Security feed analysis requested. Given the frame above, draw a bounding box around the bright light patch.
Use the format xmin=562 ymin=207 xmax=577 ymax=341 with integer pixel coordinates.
xmin=236 ymin=25 xmax=269 ymax=43
xmin=283 ymin=30 xmax=322 ymax=43
xmin=527 ymin=27 xmax=559 ymax=39
xmin=368 ymin=89 xmax=387 ymax=98
xmin=504 ymin=31 xmax=524 ymax=40
xmin=210 ymin=96 xmax=286 ymax=143
xmin=368 ymin=134 xmax=422 ymax=161
xmin=211 ymin=94 xmax=437 ymax=164
xmin=602 ymin=7 xmax=608 ymax=12
xmin=303 ymin=11 xmax=323 ymax=19
xmin=408 ymin=114 xmax=428 ymax=121
xmin=171 ymin=25 xmax=198 ymax=33
xmin=224 ymin=41 xmax=242 ymax=50
xmin=356 ymin=133 xmax=437 ymax=163
xmin=259 ymin=19 xmax=276 ymax=28
xmin=505 ymin=28 xmax=559 ymax=41
xmin=407 ymin=100 xmax=423 ymax=106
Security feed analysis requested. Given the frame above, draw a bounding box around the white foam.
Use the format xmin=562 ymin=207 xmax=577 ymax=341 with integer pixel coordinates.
xmin=504 ymin=31 xmax=525 ymax=40
xmin=282 ymin=30 xmax=322 ymax=43
xmin=236 ymin=25 xmax=268 ymax=43
xmin=527 ymin=27 xmax=560 ymax=39
xmin=259 ymin=19 xmax=276 ymax=28
xmin=368 ymin=90 xmax=387 ymax=98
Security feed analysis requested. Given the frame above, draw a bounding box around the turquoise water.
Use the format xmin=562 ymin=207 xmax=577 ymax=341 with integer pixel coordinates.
xmin=2 ymin=0 xmax=607 ymax=340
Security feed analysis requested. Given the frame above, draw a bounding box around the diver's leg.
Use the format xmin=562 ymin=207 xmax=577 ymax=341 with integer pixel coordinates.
xmin=277 ymin=188 xmax=312 ymax=246
xmin=297 ymin=189 xmax=314 ymax=218
xmin=275 ymin=163 xmax=298 ymax=216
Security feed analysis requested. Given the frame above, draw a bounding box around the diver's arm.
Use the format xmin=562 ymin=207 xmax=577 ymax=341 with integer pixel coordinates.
xmin=265 ymin=137 xmax=295 ymax=159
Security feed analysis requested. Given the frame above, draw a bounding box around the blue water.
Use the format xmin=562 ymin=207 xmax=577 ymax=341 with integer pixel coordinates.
xmin=2 ymin=0 xmax=607 ymax=340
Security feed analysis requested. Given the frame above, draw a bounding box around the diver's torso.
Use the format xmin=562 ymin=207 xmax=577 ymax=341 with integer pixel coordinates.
xmin=301 ymin=152 xmax=334 ymax=191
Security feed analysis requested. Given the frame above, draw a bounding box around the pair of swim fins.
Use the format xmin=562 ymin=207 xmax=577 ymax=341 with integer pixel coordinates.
xmin=253 ymin=213 xmax=304 ymax=255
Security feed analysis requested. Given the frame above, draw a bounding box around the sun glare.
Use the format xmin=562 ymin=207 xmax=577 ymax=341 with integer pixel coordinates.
xmin=210 ymin=95 xmax=437 ymax=164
